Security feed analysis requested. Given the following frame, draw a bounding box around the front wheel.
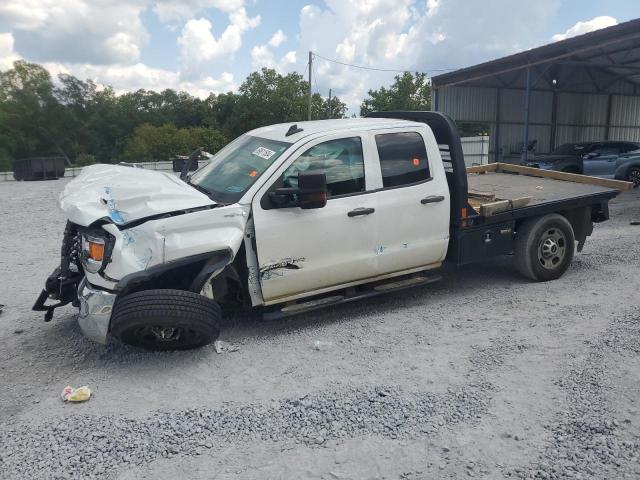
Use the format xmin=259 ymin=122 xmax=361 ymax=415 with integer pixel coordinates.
xmin=111 ymin=289 xmax=221 ymax=351
xmin=514 ymin=214 xmax=575 ymax=281
xmin=627 ymin=166 xmax=640 ymax=188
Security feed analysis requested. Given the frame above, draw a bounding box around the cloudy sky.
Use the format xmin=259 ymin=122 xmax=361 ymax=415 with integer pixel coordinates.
xmin=0 ymin=0 xmax=637 ymax=111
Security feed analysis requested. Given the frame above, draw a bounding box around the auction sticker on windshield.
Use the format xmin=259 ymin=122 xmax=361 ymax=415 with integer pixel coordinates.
xmin=252 ymin=146 xmax=276 ymax=160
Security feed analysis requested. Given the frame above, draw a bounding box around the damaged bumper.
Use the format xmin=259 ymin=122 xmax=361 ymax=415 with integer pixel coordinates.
xmin=77 ymin=278 xmax=116 ymax=344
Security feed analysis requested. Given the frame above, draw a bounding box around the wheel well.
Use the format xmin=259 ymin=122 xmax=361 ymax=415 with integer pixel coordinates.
xmin=207 ymin=243 xmax=251 ymax=308
xmin=117 ymin=250 xmax=232 ymax=297
xmin=515 ymin=207 xmax=592 ymax=252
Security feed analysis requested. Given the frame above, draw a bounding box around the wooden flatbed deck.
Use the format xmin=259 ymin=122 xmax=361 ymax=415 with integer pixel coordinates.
xmin=465 ymin=163 xmax=631 ymax=216
xmin=467 ymin=172 xmax=615 ymax=206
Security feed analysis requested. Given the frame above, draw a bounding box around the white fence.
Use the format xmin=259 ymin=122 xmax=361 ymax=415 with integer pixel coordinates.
xmin=0 ymin=161 xmax=176 ymax=182
xmin=460 ymin=135 xmax=490 ymax=167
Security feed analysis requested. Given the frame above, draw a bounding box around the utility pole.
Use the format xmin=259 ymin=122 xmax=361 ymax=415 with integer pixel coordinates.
xmin=328 ymin=88 xmax=332 ymax=119
xmin=308 ymin=51 xmax=312 ymax=121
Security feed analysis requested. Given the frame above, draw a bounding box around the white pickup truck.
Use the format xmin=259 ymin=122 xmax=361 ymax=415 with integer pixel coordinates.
xmin=34 ymin=112 xmax=629 ymax=350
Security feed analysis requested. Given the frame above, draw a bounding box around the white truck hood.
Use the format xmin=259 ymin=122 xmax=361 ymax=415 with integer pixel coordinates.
xmin=59 ymin=164 xmax=215 ymax=226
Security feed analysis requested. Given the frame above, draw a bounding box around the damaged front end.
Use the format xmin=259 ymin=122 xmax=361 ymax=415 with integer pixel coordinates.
xmin=33 ymin=222 xmax=84 ymax=321
xmin=33 ymin=221 xmax=118 ymax=343
xmin=33 ymin=164 xmax=250 ymax=345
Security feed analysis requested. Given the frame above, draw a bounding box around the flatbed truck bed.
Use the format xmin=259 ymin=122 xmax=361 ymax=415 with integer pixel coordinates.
xmin=467 ymin=171 xmax=617 ymax=207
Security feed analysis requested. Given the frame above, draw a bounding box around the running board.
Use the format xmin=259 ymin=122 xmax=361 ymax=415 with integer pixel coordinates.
xmin=263 ymin=274 xmax=442 ymax=320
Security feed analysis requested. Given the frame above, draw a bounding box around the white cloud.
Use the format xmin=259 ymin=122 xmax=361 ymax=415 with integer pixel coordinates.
xmin=229 ymin=7 xmax=261 ymax=31
xmin=153 ymin=0 xmax=245 ymax=23
xmin=283 ymin=51 xmax=296 ymax=65
xmin=294 ymin=0 xmax=563 ymax=112
xmin=178 ymin=8 xmax=260 ymax=80
xmin=44 ymin=61 xmax=236 ymax=97
xmin=426 ymin=0 xmax=440 ymax=17
xmin=250 ymin=44 xmax=273 ymax=68
xmin=0 ymin=0 xmax=51 ymax=30
xmin=0 ymin=0 xmax=149 ymax=64
xmin=268 ymin=29 xmax=287 ymax=48
xmin=0 ymin=32 xmax=21 ymax=70
xmin=552 ymin=16 xmax=617 ymax=42
xmin=250 ymin=29 xmax=296 ymax=73
xmin=250 ymin=43 xmax=297 ymax=73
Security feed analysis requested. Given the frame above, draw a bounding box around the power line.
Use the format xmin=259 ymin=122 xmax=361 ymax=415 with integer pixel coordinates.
xmin=312 ymin=51 xmax=458 ymax=74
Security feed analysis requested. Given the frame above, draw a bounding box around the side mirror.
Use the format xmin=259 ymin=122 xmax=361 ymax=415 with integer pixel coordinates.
xmin=269 ymin=171 xmax=327 ymax=209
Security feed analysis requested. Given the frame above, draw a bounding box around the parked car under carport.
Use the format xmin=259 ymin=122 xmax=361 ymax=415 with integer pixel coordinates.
xmin=527 ymin=141 xmax=640 ymax=187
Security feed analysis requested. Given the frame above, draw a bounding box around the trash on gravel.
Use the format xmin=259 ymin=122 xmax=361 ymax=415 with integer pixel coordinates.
xmin=13 ymin=328 xmax=24 ymax=335
xmin=313 ymin=340 xmax=333 ymax=351
xmin=0 ymin=304 xmax=4 ymax=315
xmin=630 ymin=221 xmax=640 ymax=225
xmin=61 ymin=385 xmax=92 ymax=402
xmin=213 ymin=340 xmax=240 ymax=354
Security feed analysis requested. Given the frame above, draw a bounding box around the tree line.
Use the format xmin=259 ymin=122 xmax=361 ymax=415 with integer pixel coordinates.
xmin=0 ymin=60 xmax=432 ymax=171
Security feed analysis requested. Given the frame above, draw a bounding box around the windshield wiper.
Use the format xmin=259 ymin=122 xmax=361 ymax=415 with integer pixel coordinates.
xmin=185 ymin=179 xmax=230 ymax=207
xmin=186 ymin=179 xmax=212 ymax=196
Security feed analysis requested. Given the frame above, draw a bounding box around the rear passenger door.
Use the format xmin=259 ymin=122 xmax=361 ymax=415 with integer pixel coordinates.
xmin=370 ymin=129 xmax=451 ymax=275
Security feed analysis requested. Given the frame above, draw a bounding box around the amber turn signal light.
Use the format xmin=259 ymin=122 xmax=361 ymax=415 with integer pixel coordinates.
xmin=88 ymin=241 xmax=105 ymax=261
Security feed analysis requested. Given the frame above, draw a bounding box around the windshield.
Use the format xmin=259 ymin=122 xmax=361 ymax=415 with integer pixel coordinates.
xmin=551 ymin=143 xmax=587 ymax=155
xmin=189 ymin=135 xmax=291 ymax=203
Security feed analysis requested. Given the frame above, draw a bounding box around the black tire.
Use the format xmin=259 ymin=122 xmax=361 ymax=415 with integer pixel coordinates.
xmin=627 ymin=166 xmax=640 ymax=188
xmin=562 ymin=166 xmax=580 ymax=174
xmin=111 ymin=289 xmax=221 ymax=351
xmin=514 ymin=214 xmax=575 ymax=282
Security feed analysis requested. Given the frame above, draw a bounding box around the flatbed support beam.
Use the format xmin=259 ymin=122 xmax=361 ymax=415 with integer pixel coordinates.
xmin=466 ymin=162 xmax=633 ymax=191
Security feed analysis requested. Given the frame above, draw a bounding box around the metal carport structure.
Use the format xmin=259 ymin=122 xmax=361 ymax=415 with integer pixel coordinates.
xmin=431 ymin=18 xmax=640 ymax=163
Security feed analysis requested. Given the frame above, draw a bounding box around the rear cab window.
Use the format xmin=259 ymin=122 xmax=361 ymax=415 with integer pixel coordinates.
xmin=374 ymin=132 xmax=431 ymax=188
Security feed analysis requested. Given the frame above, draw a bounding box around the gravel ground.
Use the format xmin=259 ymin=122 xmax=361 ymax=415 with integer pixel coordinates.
xmin=0 ymin=178 xmax=638 ymax=480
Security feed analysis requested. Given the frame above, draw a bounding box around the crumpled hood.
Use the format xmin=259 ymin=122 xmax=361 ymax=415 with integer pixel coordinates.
xmin=59 ymin=164 xmax=215 ymax=227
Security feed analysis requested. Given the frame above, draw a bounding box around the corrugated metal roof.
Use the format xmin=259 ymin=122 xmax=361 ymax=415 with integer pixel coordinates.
xmin=432 ymin=18 xmax=640 ymax=94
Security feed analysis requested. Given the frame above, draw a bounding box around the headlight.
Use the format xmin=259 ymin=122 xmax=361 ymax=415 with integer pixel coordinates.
xmin=81 ymin=234 xmax=106 ymax=273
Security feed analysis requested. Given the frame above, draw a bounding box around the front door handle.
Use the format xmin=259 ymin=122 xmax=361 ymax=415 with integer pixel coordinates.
xmin=421 ymin=195 xmax=445 ymax=204
xmin=348 ymin=207 xmax=375 ymax=217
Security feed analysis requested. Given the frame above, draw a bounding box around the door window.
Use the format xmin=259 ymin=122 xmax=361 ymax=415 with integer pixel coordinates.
xmin=282 ymin=137 xmax=365 ymax=197
xmin=590 ymin=144 xmax=621 ymax=156
xmin=375 ymin=132 xmax=430 ymax=188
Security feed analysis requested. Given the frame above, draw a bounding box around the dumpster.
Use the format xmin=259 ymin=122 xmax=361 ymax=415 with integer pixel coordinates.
xmin=13 ymin=157 xmax=66 ymax=181
xmin=172 ymin=155 xmax=199 ymax=173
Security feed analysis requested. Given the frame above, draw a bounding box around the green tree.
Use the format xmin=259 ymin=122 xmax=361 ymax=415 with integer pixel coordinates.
xmin=360 ymin=72 xmax=431 ymax=116
xmin=123 ymin=123 xmax=227 ymax=162
xmin=311 ymin=93 xmax=347 ymax=120
xmin=220 ymin=68 xmax=347 ymax=139
xmin=0 ymin=60 xmax=70 ymax=162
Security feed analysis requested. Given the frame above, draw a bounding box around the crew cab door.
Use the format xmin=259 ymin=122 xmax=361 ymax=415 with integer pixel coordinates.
xmin=583 ymin=143 xmax=621 ymax=178
xmin=252 ymin=134 xmax=379 ymax=302
xmin=368 ymin=128 xmax=450 ymax=274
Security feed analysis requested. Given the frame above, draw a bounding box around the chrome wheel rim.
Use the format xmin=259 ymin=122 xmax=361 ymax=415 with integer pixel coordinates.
xmin=537 ymin=228 xmax=567 ymax=270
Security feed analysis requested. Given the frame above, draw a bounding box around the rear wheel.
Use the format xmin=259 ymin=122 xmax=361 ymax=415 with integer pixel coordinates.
xmin=627 ymin=167 xmax=640 ymax=188
xmin=111 ymin=289 xmax=221 ymax=351
xmin=514 ymin=214 xmax=575 ymax=281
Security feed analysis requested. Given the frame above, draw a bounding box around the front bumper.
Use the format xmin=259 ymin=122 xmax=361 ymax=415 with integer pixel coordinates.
xmin=77 ymin=277 xmax=117 ymax=344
